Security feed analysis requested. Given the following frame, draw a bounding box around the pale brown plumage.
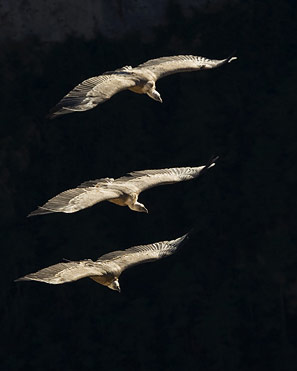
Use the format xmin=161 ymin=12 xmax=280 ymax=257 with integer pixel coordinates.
xmin=15 ymin=234 xmax=189 ymax=292
xmin=28 ymin=158 xmax=218 ymax=216
xmin=48 ymin=54 xmax=237 ymax=118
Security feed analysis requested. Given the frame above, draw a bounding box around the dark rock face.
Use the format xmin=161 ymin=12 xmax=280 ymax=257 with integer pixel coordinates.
xmin=0 ymin=0 xmax=234 ymax=42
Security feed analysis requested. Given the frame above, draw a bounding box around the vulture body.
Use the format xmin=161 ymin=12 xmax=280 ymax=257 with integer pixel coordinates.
xmin=48 ymin=54 xmax=237 ymax=118
xmin=15 ymin=234 xmax=189 ymax=292
xmin=28 ymin=158 xmax=218 ymax=216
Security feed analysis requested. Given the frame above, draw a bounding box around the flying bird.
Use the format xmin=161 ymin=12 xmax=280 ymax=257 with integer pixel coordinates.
xmin=15 ymin=234 xmax=189 ymax=292
xmin=28 ymin=158 xmax=218 ymax=216
xmin=48 ymin=54 xmax=237 ymax=118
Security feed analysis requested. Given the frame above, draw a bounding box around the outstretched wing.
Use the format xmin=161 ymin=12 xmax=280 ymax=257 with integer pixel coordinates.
xmin=98 ymin=234 xmax=189 ymax=274
xmin=136 ymin=54 xmax=237 ymax=80
xmin=28 ymin=178 xmax=122 ymax=216
xmin=115 ymin=159 xmax=217 ymax=194
xmin=15 ymin=260 xmax=104 ymax=285
xmin=48 ymin=70 xmax=139 ymax=118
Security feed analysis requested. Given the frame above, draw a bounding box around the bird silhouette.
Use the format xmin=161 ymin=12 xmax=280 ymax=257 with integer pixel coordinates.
xmin=28 ymin=158 xmax=218 ymax=216
xmin=48 ymin=54 xmax=237 ymax=118
xmin=15 ymin=234 xmax=189 ymax=292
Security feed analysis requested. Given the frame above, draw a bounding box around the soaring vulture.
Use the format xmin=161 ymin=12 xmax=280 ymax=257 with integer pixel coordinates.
xmin=28 ymin=158 xmax=218 ymax=216
xmin=48 ymin=54 xmax=237 ymax=118
xmin=15 ymin=234 xmax=189 ymax=292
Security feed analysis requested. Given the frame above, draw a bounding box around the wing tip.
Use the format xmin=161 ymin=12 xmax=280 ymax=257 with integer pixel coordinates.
xmin=15 ymin=276 xmax=50 ymax=284
xmin=46 ymin=107 xmax=71 ymax=119
xmin=14 ymin=276 xmax=30 ymax=282
xmin=227 ymin=56 xmax=237 ymax=63
xmin=46 ymin=104 xmax=66 ymax=119
xmin=206 ymin=155 xmax=219 ymax=170
xmin=46 ymin=113 xmax=56 ymax=120
xmin=171 ymin=232 xmax=190 ymax=248
xmin=178 ymin=232 xmax=190 ymax=243
xmin=27 ymin=207 xmax=55 ymax=217
xmin=226 ymin=51 xmax=238 ymax=63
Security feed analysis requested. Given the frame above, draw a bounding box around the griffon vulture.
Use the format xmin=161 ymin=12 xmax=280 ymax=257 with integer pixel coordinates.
xmin=48 ymin=54 xmax=237 ymax=118
xmin=15 ymin=234 xmax=189 ymax=292
xmin=28 ymin=158 xmax=218 ymax=216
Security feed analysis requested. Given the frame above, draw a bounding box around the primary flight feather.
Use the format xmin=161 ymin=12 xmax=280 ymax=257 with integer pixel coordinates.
xmin=15 ymin=234 xmax=189 ymax=292
xmin=48 ymin=54 xmax=237 ymax=118
xmin=28 ymin=158 xmax=218 ymax=216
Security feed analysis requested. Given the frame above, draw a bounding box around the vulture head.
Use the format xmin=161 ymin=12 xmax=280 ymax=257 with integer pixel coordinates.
xmin=108 ymin=279 xmax=121 ymax=293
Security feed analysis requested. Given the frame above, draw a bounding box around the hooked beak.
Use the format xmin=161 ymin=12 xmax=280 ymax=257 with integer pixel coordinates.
xmin=147 ymin=90 xmax=162 ymax=103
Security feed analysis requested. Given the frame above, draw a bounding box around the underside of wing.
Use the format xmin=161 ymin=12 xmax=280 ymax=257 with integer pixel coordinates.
xmin=97 ymin=234 xmax=189 ymax=274
xmin=28 ymin=179 xmax=122 ymax=216
xmin=48 ymin=72 xmax=139 ymax=118
xmin=136 ymin=54 xmax=237 ymax=80
xmin=15 ymin=260 xmax=104 ymax=285
xmin=114 ymin=162 xmax=216 ymax=194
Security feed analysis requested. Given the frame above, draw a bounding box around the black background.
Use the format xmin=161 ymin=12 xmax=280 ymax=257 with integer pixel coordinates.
xmin=1 ymin=1 xmax=297 ymax=370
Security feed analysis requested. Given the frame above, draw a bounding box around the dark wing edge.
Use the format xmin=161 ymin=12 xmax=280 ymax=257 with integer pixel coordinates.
xmin=47 ymin=73 xmax=138 ymax=119
xmin=129 ymin=155 xmax=219 ymax=178
xmin=27 ymin=188 xmax=93 ymax=216
xmin=197 ymin=155 xmax=219 ymax=175
xmin=28 ymin=206 xmax=60 ymax=217
xmin=136 ymin=53 xmax=237 ymax=80
xmin=14 ymin=260 xmax=99 ymax=285
xmin=115 ymin=157 xmax=219 ymax=193
xmin=28 ymin=182 xmax=121 ymax=217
